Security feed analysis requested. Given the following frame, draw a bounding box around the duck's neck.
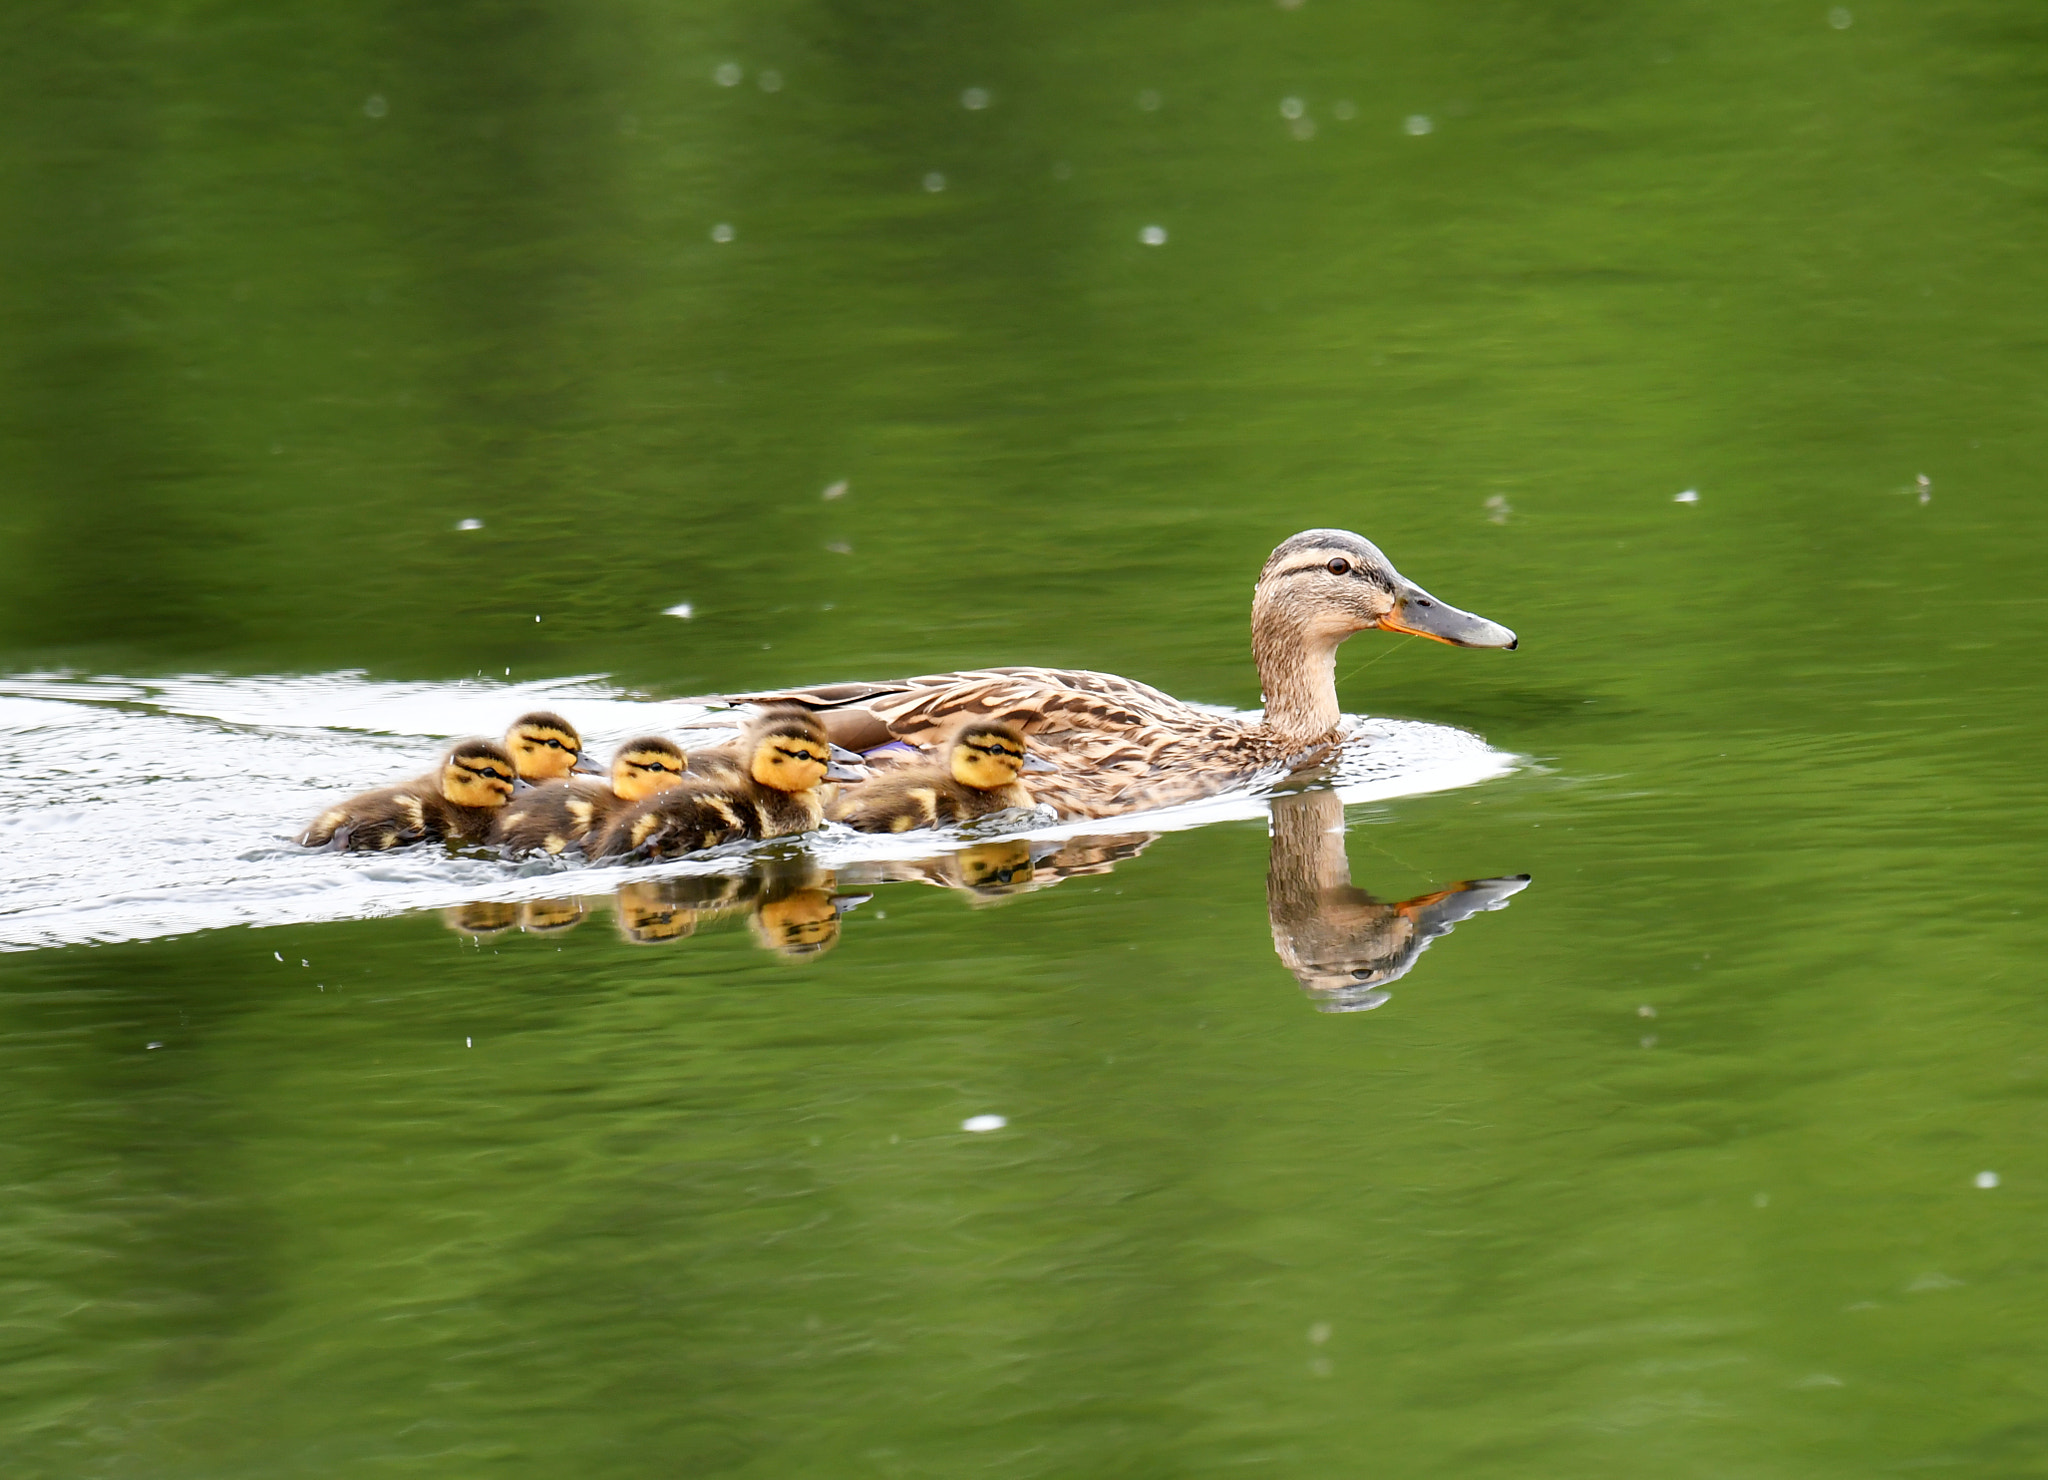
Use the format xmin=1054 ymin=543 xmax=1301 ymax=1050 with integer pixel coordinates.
xmin=1251 ymin=595 xmax=1347 ymax=747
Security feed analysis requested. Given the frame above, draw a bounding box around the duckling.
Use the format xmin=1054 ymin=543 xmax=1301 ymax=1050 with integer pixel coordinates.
xmin=592 ymin=708 xmax=848 ymax=860
xmin=490 ymin=736 xmax=687 ymax=856
xmin=828 ymin=720 xmax=1052 ymax=833
xmin=299 ymin=737 xmax=518 ymax=851
xmin=503 ymin=710 xmax=593 ymax=786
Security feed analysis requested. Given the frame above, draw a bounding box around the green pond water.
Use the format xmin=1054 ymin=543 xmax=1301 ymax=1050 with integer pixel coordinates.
xmin=5 ymin=0 xmax=2048 ymax=1473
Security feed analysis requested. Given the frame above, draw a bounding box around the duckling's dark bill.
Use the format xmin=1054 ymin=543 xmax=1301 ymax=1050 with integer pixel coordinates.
xmin=1378 ymin=583 xmax=1518 ymax=649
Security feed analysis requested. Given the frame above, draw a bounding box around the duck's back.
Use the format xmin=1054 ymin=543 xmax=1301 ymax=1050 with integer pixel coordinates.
xmin=732 ymin=668 xmax=1291 ymax=818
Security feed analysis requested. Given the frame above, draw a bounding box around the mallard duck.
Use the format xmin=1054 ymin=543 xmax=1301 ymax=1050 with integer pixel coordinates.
xmin=299 ymin=737 xmax=518 ymax=850
xmin=725 ymin=529 xmax=1515 ymax=819
xmin=826 ymin=720 xmax=1053 ymax=832
xmin=490 ymin=736 xmax=687 ymax=856
xmin=591 ymin=708 xmax=851 ymax=860
xmin=504 ymin=710 xmax=595 ymax=785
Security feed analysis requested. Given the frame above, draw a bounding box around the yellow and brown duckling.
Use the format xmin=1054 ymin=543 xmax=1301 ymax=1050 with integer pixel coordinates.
xmin=828 ymin=720 xmax=1053 ymax=833
xmin=592 ymin=708 xmax=852 ymax=860
xmin=503 ymin=710 xmax=593 ymax=786
xmin=299 ymin=737 xmax=518 ymax=851
xmin=490 ymin=736 xmax=688 ymax=856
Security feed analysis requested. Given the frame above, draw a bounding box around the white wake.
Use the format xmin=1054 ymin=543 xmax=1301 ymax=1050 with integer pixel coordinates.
xmin=0 ymin=671 xmax=1515 ymax=952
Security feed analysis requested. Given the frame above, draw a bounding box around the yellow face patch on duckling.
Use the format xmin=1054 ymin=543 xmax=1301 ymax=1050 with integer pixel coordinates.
xmin=749 ymin=732 xmax=830 ymax=793
xmin=949 ymin=724 xmax=1029 ymax=791
xmin=441 ymin=741 xmax=518 ymax=808
xmin=504 ymin=711 xmax=584 ymax=782
xmin=611 ymin=737 xmax=688 ymax=803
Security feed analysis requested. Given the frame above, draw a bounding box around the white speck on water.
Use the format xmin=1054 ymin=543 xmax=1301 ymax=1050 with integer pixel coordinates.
xmin=1917 ymin=473 xmax=1932 ymax=504
xmin=1976 ymin=1170 xmax=2000 ymax=1189
xmin=1828 ymin=7 xmax=1853 ymax=29
xmin=1674 ymin=488 xmax=1700 ymax=503
xmin=274 ymin=952 xmax=283 ymax=962
xmin=1638 ymin=1004 xmax=1657 ymax=1018
xmin=533 ymin=614 xmax=541 ymax=623
xmin=363 ymin=95 xmax=388 ymax=119
xmin=1404 ymin=114 xmax=1434 ymax=135
xmin=456 ymin=518 xmax=483 ymax=531
xmin=466 ymin=1037 xmax=472 ymax=1047
xmin=822 ymin=480 xmax=848 ymax=500
xmin=758 ymin=69 xmax=783 ymax=92
xmin=923 ymin=171 xmax=946 ymax=192
xmin=714 ymin=62 xmax=742 ymax=87
xmin=1308 ymin=1322 xmax=1331 ymax=1345
xmin=962 ymin=1114 xmax=1006 ymax=1133
xmin=1332 ymin=100 xmax=1357 ymax=121
xmin=710 ymin=222 xmax=735 ymax=243
xmin=1290 ymin=117 xmax=1317 ymax=140
xmin=1140 ymin=224 xmax=1168 ymax=245
xmin=504 ymin=668 xmax=510 ymax=676
xmin=961 ymin=87 xmax=990 ymax=110
xmin=301 ymin=959 xmax=309 ymax=967
xmin=146 ymin=1042 xmax=162 ymax=1050
xmin=825 ymin=541 xmax=852 ymax=554
xmin=1280 ymin=96 xmax=1305 ymax=120
xmin=1754 ymin=1192 xmax=1770 ymax=1207
xmin=1485 ymin=494 xmax=1512 ymax=523
xmin=662 ymin=602 xmax=694 ymax=619
xmin=1137 ymin=89 xmax=1161 ymax=111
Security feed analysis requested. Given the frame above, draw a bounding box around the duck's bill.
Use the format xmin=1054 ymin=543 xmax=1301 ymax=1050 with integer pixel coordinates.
xmin=1020 ymin=752 xmax=1058 ymax=773
xmin=1378 ymin=582 xmax=1519 ymax=649
xmin=824 ymin=760 xmax=866 ymax=782
xmin=571 ymin=754 xmax=603 ymax=775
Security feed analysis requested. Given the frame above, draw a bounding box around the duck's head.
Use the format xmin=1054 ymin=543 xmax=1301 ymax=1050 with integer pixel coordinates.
xmin=610 ymin=736 xmax=688 ymax=802
xmin=504 ymin=710 xmax=591 ymax=782
xmin=946 ymin=720 xmax=1052 ymax=791
xmin=743 ymin=708 xmax=842 ymax=793
xmin=1254 ymin=530 xmax=1517 ymax=650
xmin=440 ymin=738 xmax=519 ymax=808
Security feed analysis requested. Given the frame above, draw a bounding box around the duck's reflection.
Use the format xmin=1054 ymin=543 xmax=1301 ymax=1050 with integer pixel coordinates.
xmin=1267 ymin=789 xmax=1529 ymax=1012
xmin=438 ymin=793 xmax=1525 ymax=1001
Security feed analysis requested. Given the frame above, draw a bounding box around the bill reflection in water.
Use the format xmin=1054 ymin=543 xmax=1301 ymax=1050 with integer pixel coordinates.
xmin=1266 ymin=789 xmax=1529 ymax=1012
xmin=440 ymin=791 xmax=1525 ymax=1007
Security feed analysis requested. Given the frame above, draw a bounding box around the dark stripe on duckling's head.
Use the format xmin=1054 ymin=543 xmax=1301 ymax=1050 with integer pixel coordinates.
xmin=743 ymin=706 xmax=831 ymax=792
xmin=611 ymin=735 xmax=688 ymax=802
xmin=504 ymin=710 xmax=585 ymax=780
xmin=442 ymin=737 xmax=519 ymax=806
xmin=949 ymin=719 xmax=1030 ymax=790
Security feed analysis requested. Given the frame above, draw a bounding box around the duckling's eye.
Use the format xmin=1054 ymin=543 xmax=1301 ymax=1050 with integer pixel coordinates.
xmin=1326 ymin=558 xmax=1352 ymax=575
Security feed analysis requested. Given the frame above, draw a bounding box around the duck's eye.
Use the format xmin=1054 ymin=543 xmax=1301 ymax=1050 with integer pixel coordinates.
xmin=1326 ymin=558 xmax=1352 ymax=575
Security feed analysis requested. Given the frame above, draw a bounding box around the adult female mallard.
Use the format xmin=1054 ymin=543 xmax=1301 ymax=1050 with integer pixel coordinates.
xmin=730 ymin=529 xmax=1515 ymax=818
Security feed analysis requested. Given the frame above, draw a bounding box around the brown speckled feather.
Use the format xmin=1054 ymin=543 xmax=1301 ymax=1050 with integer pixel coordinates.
xmin=731 ymin=667 xmax=1334 ymax=819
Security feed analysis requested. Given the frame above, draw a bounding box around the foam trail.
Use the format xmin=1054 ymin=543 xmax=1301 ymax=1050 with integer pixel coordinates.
xmin=0 ymin=672 xmax=1514 ymax=952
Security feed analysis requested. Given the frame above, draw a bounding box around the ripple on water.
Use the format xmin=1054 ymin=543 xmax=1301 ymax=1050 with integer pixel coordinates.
xmin=0 ymin=672 xmax=1515 ymax=951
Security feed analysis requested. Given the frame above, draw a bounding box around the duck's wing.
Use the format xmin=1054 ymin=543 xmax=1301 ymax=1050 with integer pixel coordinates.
xmin=731 ymin=668 xmax=1291 ymax=819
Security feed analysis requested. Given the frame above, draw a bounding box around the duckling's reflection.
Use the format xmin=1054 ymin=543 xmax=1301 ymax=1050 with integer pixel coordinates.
xmin=437 ymin=795 xmax=1522 ymax=1001
xmin=1266 ymin=789 xmax=1529 ymax=1013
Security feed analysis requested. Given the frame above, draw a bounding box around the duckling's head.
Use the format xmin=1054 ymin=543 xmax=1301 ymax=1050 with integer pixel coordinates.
xmin=504 ymin=710 xmax=587 ymax=782
xmin=947 ymin=721 xmax=1032 ymax=791
xmin=610 ymin=736 xmax=687 ymax=802
xmin=1254 ymin=529 xmax=1517 ymax=650
xmin=743 ymin=707 xmax=833 ymax=793
xmin=440 ymin=738 xmax=519 ymax=808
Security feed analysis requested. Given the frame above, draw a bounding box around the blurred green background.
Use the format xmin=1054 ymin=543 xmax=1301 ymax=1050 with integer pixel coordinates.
xmin=4 ymin=0 xmax=2048 ymax=1474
